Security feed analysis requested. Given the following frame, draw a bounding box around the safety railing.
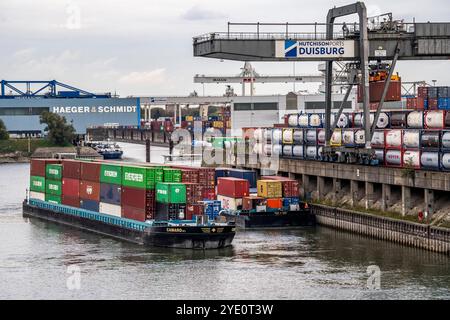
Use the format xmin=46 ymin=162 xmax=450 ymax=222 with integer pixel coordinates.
xmin=29 ymin=199 xmax=150 ymax=232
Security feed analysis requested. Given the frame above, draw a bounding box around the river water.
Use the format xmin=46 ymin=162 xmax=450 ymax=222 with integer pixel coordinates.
xmin=0 ymin=143 xmax=449 ymax=299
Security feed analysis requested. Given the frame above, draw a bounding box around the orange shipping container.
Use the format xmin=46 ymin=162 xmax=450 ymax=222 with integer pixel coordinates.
xmin=266 ymin=198 xmax=282 ymax=209
xmin=79 ymin=180 xmax=100 ymax=201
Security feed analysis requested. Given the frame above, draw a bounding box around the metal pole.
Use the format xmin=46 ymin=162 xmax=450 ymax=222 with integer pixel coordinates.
xmin=146 ymin=139 xmax=150 ymax=162
xmin=257 ymin=22 xmax=260 ymax=39
xmin=370 ymin=44 xmax=400 ymax=137
xmin=331 ymin=83 xmax=353 ymax=132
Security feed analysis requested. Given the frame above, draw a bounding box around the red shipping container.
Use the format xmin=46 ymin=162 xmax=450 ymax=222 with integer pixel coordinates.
xmin=186 ymin=204 xmax=204 ymax=220
xmin=201 ymin=186 xmax=216 ymax=200
xmin=358 ymin=80 xmax=402 ymax=103
xmin=267 ymin=198 xmax=283 ymax=209
xmin=242 ymin=196 xmax=265 ymax=210
xmin=79 ymin=180 xmax=100 ymax=201
xmin=428 ymin=98 xmax=438 ymax=110
xmin=121 ymin=186 xmax=156 ymax=212
xmin=62 ymin=160 xmax=81 ymax=179
xmin=80 ymin=162 xmax=101 ymax=182
xmin=30 ymin=159 xmax=60 ymax=177
xmin=61 ymin=195 xmax=80 ymax=208
xmin=418 ymin=87 xmax=428 ymax=99
xmin=217 ymin=177 xmax=249 ymax=198
xmin=62 ymin=178 xmax=80 ymax=197
xmin=121 ymin=205 xmax=146 ymax=222
xmin=181 ymin=169 xmax=199 ymax=183
xmin=185 ymin=183 xmax=202 ymax=204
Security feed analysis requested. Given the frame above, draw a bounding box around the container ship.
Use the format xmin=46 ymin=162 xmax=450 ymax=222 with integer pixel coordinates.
xmin=24 ymin=159 xmax=236 ymax=249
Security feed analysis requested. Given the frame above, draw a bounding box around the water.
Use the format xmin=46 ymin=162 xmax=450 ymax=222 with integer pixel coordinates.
xmin=0 ymin=143 xmax=449 ymax=299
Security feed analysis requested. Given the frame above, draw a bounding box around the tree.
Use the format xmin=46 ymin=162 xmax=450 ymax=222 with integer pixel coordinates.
xmin=39 ymin=111 xmax=75 ymax=146
xmin=0 ymin=119 xmax=9 ymax=140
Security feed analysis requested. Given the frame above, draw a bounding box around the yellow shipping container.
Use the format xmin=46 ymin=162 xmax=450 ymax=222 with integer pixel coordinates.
xmin=257 ymin=180 xmax=283 ymax=198
xmin=186 ymin=116 xmax=194 ymax=121
xmin=213 ymin=121 xmax=224 ymax=128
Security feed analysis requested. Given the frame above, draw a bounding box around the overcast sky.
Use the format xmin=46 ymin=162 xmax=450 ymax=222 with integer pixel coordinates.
xmin=1 ymin=0 xmax=449 ymax=97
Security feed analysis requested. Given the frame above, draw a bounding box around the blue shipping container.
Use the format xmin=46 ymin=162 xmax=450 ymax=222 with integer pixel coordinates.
xmin=80 ymin=199 xmax=100 ymax=212
xmin=227 ymin=169 xmax=257 ymax=188
xmin=100 ymin=183 xmax=121 ymax=205
xmin=438 ymin=98 xmax=449 ymax=109
xmin=282 ymin=197 xmax=300 ymax=207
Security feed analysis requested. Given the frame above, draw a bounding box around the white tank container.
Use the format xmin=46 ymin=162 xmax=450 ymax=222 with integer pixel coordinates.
xmin=263 ymin=144 xmax=272 ymax=156
xmin=305 ymin=146 xmax=318 ymax=159
xmin=272 ymin=144 xmax=282 ymax=156
xmin=283 ymin=145 xmax=293 ymax=157
xmin=371 ymin=131 xmax=385 ymax=147
xmin=425 ymin=110 xmax=445 ymax=129
xmin=330 ymin=130 xmax=342 ymax=146
xmin=305 ymin=129 xmax=317 ymax=144
xmin=318 ymin=146 xmax=323 ymax=159
xmin=421 ymin=152 xmax=440 ymax=169
xmin=263 ymin=129 xmax=272 ymax=141
xmin=374 ymin=149 xmax=385 ymax=162
xmin=407 ymin=111 xmax=424 ymax=128
xmin=282 ymin=129 xmax=294 ymax=144
xmin=354 ymin=130 xmax=365 ymax=145
xmin=309 ymin=114 xmax=322 ymax=128
xmin=288 ymin=114 xmax=299 ymax=127
xmin=293 ymin=145 xmax=304 ymax=158
xmin=353 ymin=113 xmax=363 ymax=127
xmin=298 ymin=114 xmax=309 ymax=127
xmin=442 ymin=132 xmax=450 ymax=149
xmin=403 ymin=130 xmax=420 ymax=149
xmin=317 ymin=129 xmax=326 ymax=145
xmin=293 ymin=129 xmax=304 ymax=144
xmin=253 ymin=128 xmax=264 ymax=141
xmin=441 ymin=153 xmax=450 ymax=170
xmin=342 ymin=129 xmax=355 ymax=146
xmin=403 ymin=150 xmax=421 ymax=168
xmin=253 ymin=143 xmax=263 ymax=155
xmin=385 ymin=130 xmax=403 ymax=148
xmin=366 ymin=113 xmax=390 ymax=129
xmin=272 ymin=129 xmax=282 ymax=144
xmin=336 ymin=113 xmax=350 ymax=128
xmin=385 ymin=150 xmax=402 ymax=166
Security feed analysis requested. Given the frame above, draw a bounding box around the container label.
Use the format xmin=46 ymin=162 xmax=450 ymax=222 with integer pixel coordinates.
xmin=33 ymin=181 xmax=43 ymax=187
xmin=49 ymin=168 xmax=59 ymax=175
xmin=124 ymin=172 xmax=143 ymax=182
xmin=104 ymin=170 xmax=118 ymax=178
xmin=157 ymin=189 xmax=168 ymax=195
xmin=49 ymin=184 xmax=59 ymax=191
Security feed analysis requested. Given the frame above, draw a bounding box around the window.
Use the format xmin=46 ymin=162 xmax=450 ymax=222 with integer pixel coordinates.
xmin=304 ymin=101 xmax=352 ymax=110
xmin=0 ymin=107 xmax=49 ymax=116
xmin=253 ymin=103 xmax=278 ymax=110
xmin=234 ymin=103 xmax=251 ymax=111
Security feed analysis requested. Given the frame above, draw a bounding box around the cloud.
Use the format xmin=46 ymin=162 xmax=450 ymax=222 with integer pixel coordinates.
xmin=118 ymin=69 xmax=166 ymax=86
xmin=181 ymin=5 xmax=226 ymax=21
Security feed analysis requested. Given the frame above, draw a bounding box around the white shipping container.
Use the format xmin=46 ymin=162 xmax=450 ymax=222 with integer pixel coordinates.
xmin=29 ymin=191 xmax=45 ymax=201
xmin=441 ymin=153 xmax=450 ymax=170
xmin=403 ymin=130 xmax=420 ymax=148
xmin=100 ymin=202 xmax=121 ymax=217
xmin=421 ymin=152 xmax=440 ymax=169
xmin=288 ymin=114 xmax=299 ymax=127
xmin=272 ymin=144 xmax=282 ymax=156
xmin=309 ymin=114 xmax=322 ymax=127
xmin=442 ymin=132 xmax=450 ymax=149
xmin=407 ymin=111 xmax=424 ymax=128
xmin=317 ymin=129 xmax=326 ymax=145
xmin=403 ymin=150 xmax=421 ymax=168
xmin=371 ymin=131 xmax=385 ymax=147
xmin=385 ymin=150 xmax=402 ymax=166
xmin=293 ymin=129 xmax=304 ymax=144
xmin=385 ymin=130 xmax=403 ymax=147
xmin=425 ymin=110 xmax=445 ymax=129
xmin=272 ymin=129 xmax=282 ymax=143
xmin=293 ymin=145 xmax=304 ymax=158
xmin=217 ymin=195 xmax=243 ymax=211
xmin=298 ymin=114 xmax=309 ymax=127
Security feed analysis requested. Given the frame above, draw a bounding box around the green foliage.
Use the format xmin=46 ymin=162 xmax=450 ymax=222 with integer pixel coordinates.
xmin=39 ymin=111 xmax=75 ymax=146
xmin=0 ymin=119 xmax=9 ymax=140
xmin=0 ymin=138 xmax=58 ymax=155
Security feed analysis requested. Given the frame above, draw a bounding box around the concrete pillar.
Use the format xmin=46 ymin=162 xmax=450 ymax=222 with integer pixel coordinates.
xmin=424 ymin=188 xmax=435 ymax=219
xmin=381 ymin=184 xmax=392 ymax=211
xmin=401 ymin=186 xmax=412 ymax=216
xmin=317 ymin=176 xmax=325 ymax=200
xmin=350 ymin=180 xmax=362 ymax=207
xmin=301 ymin=174 xmax=310 ymax=199
xmin=365 ymin=181 xmax=375 ymax=209
xmin=333 ymin=178 xmax=342 ymax=202
xmin=288 ymin=172 xmax=295 ymax=180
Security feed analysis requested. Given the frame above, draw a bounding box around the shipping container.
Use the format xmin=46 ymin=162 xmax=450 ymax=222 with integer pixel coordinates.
xmin=261 ymin=176 xmax=299 ymax=197
xmin=421 ymin=130 xmax=441 ymax=150
xmin=293 ymin=129 xmax=304 ymax=145
xmin=266 ymin=198 xmax=283 ymax=209
xmin=79 ymin=180 xmax=100 ymax=201
xmin=421 ymin=152 xmax=440 ymax=170
xmin=317 ymin=129 xmax=326 ymax=145
xmin=100 ymin=164 xmax=122 ymax=185
xmin=163 ymin=168 xmax=182 ymax=182
xmin=100 ymin=183 xmax=121 ymax=205
xmin=288 ymin=114 xmax=299 ymax=127
xmin=342 ymin=129 xmax=365 ymax=147
xmin=155 ymin=202 xmax=186 ymax=220
xmin=217 ymin=177 xmax=249 ymax=198
xmin=30 ymin=176 xmax=46 ymax=193
xmin=217 ymin=195 xmax=243 ymax=211
xmin=185 ymin=204 xmax=204 ymax=219
xmin=46 ymin=180 xmax=62 ymax=196
xmin=308 ymin=113 xmax=323 ymax=128
xmin=424 ymin=110 xmax=445 ymax=129
xmin=292 ymin=145 xmax=304 ymax=158
xmin=403 ymin=130 xmax=421 ymax=149
xmin=227 ymin=169 xmax=257 ymax=188
xmin=441 ymin=153 xmax=450 ymax=171
xmin=62 ymin=178 xmax=80 ymax=197
xmin=272 ymin=129 xmax=282 ymax=144
xmin=99 ymin=202 xmax=121 ymax=217
xmin=185 ymin=183 xmax=202 ymax=204
xmin=45 ymin=194 xmax=61 ymax=204
xmin=442 ymin=131 xmax=450 ymax=150
xmin=79 ymin=199 xmax=99 ymax=212
xmin=385 ymin=129 xmax=403 ymax=149
xmin=371 ymin=130 xmax=385 ymax=148
xmin=242 ymin=196 xmax=265 ymax=210
xmin=298 ymin=114 xmax=309 ymax=128
xmin=62 ymin=160 xmax=81 ymax=179
xmin=80 ymin=162 xmax=101 ymax=182
xmin=305 ymin=145 xmax=321 ymax=160
xmin=121 ymin=205 xmax=146 ymax=222
xmin=29 ymin=191 xmax=45 ymax=201
xmin=305 ymin=129 xmax=318 ymax=145
xmin=121 ymin=166 xmax=156 ymax=189
xmin=257 ymin=180 xmax=283 ymax=198
xmin=30 ymin=159 xmax=60 ymax=177
xmin=282 ymin=145 xmax=293 ymax=157
xmin=272 ymin=144 xmax=282 ymax=156
xmin=418 ymin=86 xmax=429 ymax=99
xmin=357 ymin=80 xmax=402 ymax=103
xmin=62 ymin=195 xmax=80 ymax=207
xmin=373 ymin=149 xmax=385 ymax=163
xmin=330 ymin=129 xmax=342 ymax=146
xmin=403 ymin=150 xmax=421 ymax=169
xmin=46 ymin=164 xmax=63 ymax=180
xmin=406 ymin=111 xmax=424 ymax=129
xmin=390 ymin=111 xmax=408 ymax=128
xmin=155 ymin=182 xmax=186 ymax=203
xmin=282 ymin=128 xmax=294 ymax=144
xmin=385 ymin=149 xmax=403 ymax=167
xmin=121 ymin=186 xmax=155 ymax=211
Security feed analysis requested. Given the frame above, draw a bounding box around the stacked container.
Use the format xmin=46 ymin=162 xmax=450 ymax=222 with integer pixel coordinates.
xmin=30 ymin=159 xmax=60 ymax=203
xmin=62 ymin=160 xmax=81 ymax=207
xmin=217 ymin=177 xmax=249 ymax=211
xmin=155 ymin=182 xmax=187 ymax=220
xmin=99 ymin=164 xmax=122 ymax=217
xmin=45 ymin=163 xmax=63 ymax=204
xmin=80 ymin=162 xmax=101 ymax=212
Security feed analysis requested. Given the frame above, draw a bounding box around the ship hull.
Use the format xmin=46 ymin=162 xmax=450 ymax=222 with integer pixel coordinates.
xmin=221 ymin=210 xmax=316 ymax=229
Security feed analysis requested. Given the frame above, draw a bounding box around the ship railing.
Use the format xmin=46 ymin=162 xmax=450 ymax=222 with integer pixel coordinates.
xmin=29 ymin=199 xmax=150 ymax=232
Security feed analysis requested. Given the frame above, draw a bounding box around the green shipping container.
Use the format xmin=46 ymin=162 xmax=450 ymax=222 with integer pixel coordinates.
xmin=30 ymin=176 xmax=46 ymax=193
xmin=100 ymin=164 xmax=122 ymax=185
xmin=46 ymin=164 xmax=62 ymax=180
xmin=45 ymin=194 xmax=61 ymax=204
xmin=156 ymin=183 xmax=186 ymax=204
xmin=46 ymin=180 xmax=62 ymax=196
xmin=122 ymin=166 xmax=156 ymax=189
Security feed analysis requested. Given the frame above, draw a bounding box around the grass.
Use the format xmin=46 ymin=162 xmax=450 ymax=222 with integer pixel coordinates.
xmin=0 ymin=138 xmax=69 ymax=156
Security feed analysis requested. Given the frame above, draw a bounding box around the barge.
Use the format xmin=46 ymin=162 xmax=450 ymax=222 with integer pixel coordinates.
xmin=23 ymin=199 xmax=236 ymax=249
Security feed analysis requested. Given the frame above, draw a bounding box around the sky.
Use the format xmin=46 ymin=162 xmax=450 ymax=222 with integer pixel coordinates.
xmin=0 ymin=0 xmax=449 ymax=97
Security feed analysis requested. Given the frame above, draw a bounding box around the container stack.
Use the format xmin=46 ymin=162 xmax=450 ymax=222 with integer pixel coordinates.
xmin=99 ymin=164 xmax=122 ymax=217
xmin=79 ymin=162 xmax=101 ymax=212
xmin=217 ymin=177 xmax=249 ymax=211
xmin=45 ymin=163 xmax=63 ymax=204
xmin=62 ymin=159 xmax=81 ymax=207
xmin=256 ymin=180 xmax=283 ymax=210
xmin=155 ymin=182 xmax=187 ymax=220
xmin=30 ymin=159 xmax=60 ymax=203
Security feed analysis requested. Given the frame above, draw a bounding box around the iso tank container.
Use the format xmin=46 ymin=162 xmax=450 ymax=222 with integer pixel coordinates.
xmin=263 ymin=144 xmax=272 ymax=156
xmin=385 ymin=150 xmax=403 ymax=167
xmin=330 ymin=129 xmax=342 ymax=147
xmin=385 ymin=129 xmax=403 ymax=149
xmin=334 ymin=113 xmax=352 ymax=128
xmin=62 ymin=160 xmax=81 ymax=180
xmin=317 ymin=129 xmax=326 ymax=145
xmin=30 ymin=159 xmax=60 ymax=177
xmin=373 ymin=149 xmax=385 ymax=163
xmin=282 ymin=145 xmax=293 ymax=157
xmin=371 ymin=130 xmax=385 ymax=148
xmin=253 ymin=128 xmax=264 ymax=141
xmin=305 ymin=129 xmax=318 ymax=145
xmin=305 ymin=146 xmax=322 ymax=160
xmin=406 ymin=111 xmax=424 ymax=129
xmin=390 ymin=111 xmax=408 ymax=129
xmin=421 ymin=152 xmax=441 ymax=170
xmin=80 ymin=162 xmax=101 ymax=182
xmin=293 ymin=129 xmax=304 ymax=145
xmin=272 ymin=129 xmax=282 ymax=144
xmin=421 ymin=130 xmax=441 ymax=150
xmin=288 ymin=114 xmax=299 ymax=127
xmin=298 ymin=114 xmax=309 ymax=128
xmin=272 ymin=144 xmax=282 ymax=156
xmin=263 ymin=128 xmax=272 ymax=142
xmin=403 ymin=150 xmax=421 ymax=169
xmin=292 ymin=145 xmax=305 ymax=158
xmin=403 ymin=130 xmax=421 ymax=149
xmin=440 ymin=153 xmax=450 ymax=171
xmin=424 ymin=110 xmax=445 ymax=129
xmin=442 ymin=131 xmax=450 ymax=151
xmin=342 ymin=129 xmax=365 ymax=147
xmin=282 ymin=128 xmax=294 ymax=144
xmin=368 ymin=113 xmax=390 ymax=129
xmin=308 ymin=114 xmax=323 ymax=128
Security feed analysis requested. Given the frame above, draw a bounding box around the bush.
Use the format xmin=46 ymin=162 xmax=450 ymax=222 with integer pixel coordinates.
xmin=39 ymin=111 xmax=75 ymax=146
xmin=0 ymin=119 xmax=9 ymax=140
